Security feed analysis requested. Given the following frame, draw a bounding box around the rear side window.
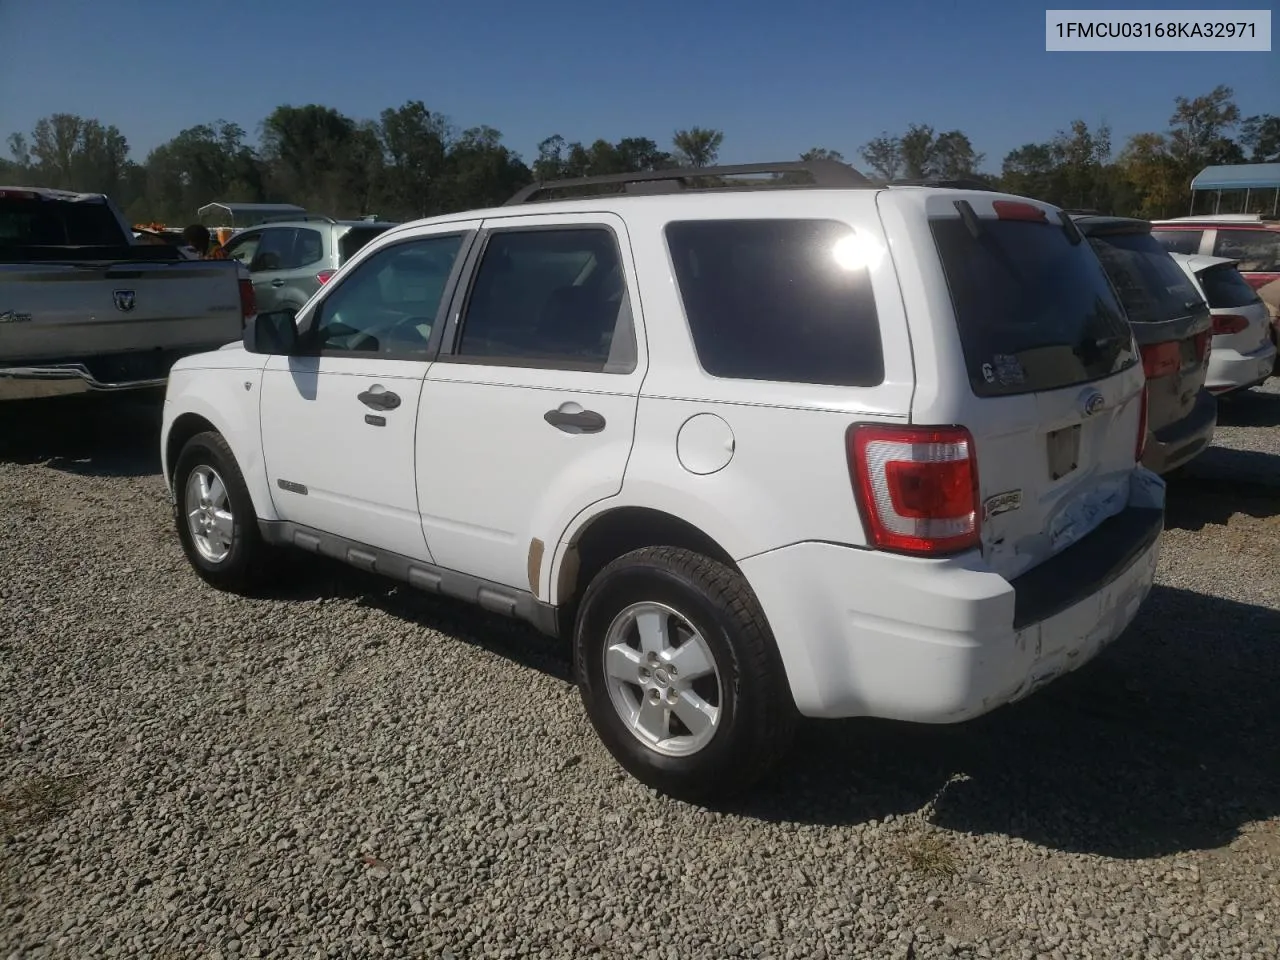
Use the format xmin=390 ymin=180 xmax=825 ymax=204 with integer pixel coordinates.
xmin=340 ymin=226 xmax=391 ymax=264
xmin=1086 ymin=231 xmax=1205 ymax=324
xmin=0 ymin=197 xmax=124 ymax=246
xmin=1212 ymin=229 xmax=1280 ymax=273
xmin=665 ymin=219 xmax=884 ymax=387
xmin=1198 ymin=263 xmax=1264 ymax=309
xmin=931 ymin=218 xmax=1136 ymax=397
xmin=1151 ymin=229 xmax=1203 ymax=255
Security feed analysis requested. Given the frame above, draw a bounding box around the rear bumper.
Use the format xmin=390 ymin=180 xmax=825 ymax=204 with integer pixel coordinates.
xmin=740 ymin=488 xmax=1164 ymax=722
xmin=1143 ymin=388 xmax=1217 ymax=474
xmin=0 ymin=344 xmax=230 ymax=401
xmin=0 ymin=363 xmax=167 ymax=400
xmin=1207 ymin=340 xmax=1276 ymax=394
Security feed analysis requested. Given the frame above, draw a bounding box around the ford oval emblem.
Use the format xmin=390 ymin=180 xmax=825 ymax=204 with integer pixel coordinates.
xmin=1082 ymin=390 xmax=1106 ymax=417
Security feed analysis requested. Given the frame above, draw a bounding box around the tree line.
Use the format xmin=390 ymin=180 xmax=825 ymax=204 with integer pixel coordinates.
xmin=2 ymin=86 xmax=1276 ymax=227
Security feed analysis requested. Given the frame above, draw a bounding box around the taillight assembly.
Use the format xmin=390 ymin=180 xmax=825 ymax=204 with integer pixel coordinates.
xmin=238 ymin=278 xmax=257 ymax=324
xmin=847 ymin=424 xmax=980 ymax=556
xmin=1211 ymin=314 xmax=1248 ymax=335
xmin=1140 ymin=341 xmax=1180 ymax=378
xmin=1135 ymin=386 xmax=1149 ymax=463
xmin=316 ymin=269 xmax=336 ymax=285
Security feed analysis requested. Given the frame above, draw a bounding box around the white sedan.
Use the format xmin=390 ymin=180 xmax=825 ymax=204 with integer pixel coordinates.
xmin=1169 ymin=253 xmax=1276 ymax=394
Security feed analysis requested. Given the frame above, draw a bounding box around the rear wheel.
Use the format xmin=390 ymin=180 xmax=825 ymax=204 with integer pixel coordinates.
xmin=173 ymin=431 xmax=274 ymax=593
xmin=573 ymin=546 xmax=796 ymax=801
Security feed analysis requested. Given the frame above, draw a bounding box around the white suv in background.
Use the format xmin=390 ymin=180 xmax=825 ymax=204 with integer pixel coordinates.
xmin=160 ymin=161 xmax=1165 ymax=800
xmin=1168 ymin=253 xmax=1276 ymax=394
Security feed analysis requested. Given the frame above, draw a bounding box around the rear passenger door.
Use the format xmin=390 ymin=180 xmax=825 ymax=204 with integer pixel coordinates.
xmin=414 ymin=212 xmax=645 ymax=594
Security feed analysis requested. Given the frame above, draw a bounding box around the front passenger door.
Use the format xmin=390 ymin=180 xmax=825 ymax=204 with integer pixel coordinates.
xmin=259 ymin=226 xmax=478 ymax=560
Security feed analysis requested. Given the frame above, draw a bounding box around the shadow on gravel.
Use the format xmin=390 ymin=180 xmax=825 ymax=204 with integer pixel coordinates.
xmin=261 ymin=555 xmax=574 ymax=684
xmin=0 ymin=392 xmax=164 ymax=477
xmin=1166 ymin=447 xmax=1279 ymax=530
xmin=738 ymin=585 xmax=1280 ymax=859
xmin=1217 ymin=384 xmax=1280 ymax=428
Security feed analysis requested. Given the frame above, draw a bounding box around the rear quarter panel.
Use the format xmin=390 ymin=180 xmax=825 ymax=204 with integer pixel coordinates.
xmin=545 ymin=191 xmax=916 ymax=601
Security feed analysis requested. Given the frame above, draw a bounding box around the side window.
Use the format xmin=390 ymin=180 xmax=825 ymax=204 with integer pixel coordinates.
xmin=1151 ymin=230 xmax=1203 ymax=256
xmin=665 ymin=219 xmax=885 ymax=387
xmin=221 ymin=231 xmax=261 ymax=267
xmin=250 ymin=228 xmax=296 ymax=272
xmin=293 ymin=228 xmax=325 ymax=268
xmin=311 ymin=234 xmax=465 ymax=357
xmin=1213 ymin=229 xmax=1280 ymax=273
xmin=454 ymin=227 xmax=636 ymax=372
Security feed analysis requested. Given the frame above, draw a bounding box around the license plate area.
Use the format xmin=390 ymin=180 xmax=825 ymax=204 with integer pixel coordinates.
xmin=1046 ymin=424 xmax=1081 ymax=481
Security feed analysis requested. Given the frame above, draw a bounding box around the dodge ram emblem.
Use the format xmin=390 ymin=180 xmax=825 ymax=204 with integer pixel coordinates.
xmin=113 ymin=289 xmax=136 ymax=313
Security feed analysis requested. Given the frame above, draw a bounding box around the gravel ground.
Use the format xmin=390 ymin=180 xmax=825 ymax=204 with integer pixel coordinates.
xmin=2 ymin=382 xmax=1278 ymax=960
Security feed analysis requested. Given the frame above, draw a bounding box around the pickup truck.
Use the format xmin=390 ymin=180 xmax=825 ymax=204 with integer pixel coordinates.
xmin=0 ymin=186 xmax=255 ymax=401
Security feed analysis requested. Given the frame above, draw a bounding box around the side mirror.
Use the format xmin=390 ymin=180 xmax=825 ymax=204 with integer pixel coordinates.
xmin=243 ymin=310 xmax=300 ymax=355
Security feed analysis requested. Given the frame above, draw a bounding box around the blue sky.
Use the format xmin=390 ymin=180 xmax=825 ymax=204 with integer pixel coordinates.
xmin=0 ymin=0 xmax=1274 ymax=173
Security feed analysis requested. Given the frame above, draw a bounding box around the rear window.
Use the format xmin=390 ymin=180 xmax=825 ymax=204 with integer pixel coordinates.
xmin=340 ymin=226 xmax=392 ymax=264
xmin=665 ymin=219 xmax=884 ymax=387
xmin=1086 ymin=230 xmax=1206 ymax=324
xmin=1212 ymin=229 xmax=1280 ymax=273
xmin=1151 ymin=229 xmax=1203 ymax=255
xmin=1198 ymin=263 xmax=1264 ymax=309
xmin=0 ymin=196 xmax=125 ymax=246
xmin=931 ymin=217 xmax=1136 ymax=397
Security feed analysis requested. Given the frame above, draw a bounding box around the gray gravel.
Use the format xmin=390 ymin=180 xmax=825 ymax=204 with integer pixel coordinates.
xmin=2 ymin=383 xmax=1278 ymax=959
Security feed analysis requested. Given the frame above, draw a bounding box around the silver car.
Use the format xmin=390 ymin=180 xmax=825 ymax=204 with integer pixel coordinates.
xmin=219 ymin=216 xmax=398 ymax=319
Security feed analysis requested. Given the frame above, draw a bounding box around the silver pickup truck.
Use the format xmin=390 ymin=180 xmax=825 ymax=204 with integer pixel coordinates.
xmin=0 ymin=186 xmax=253 ymax=401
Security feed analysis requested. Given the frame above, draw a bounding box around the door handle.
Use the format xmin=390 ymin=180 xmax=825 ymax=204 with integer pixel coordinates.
xmin=358 ymin=385 xmax=401 ymax=411
xmin=270 ymin=279 xmax=285 ymax=287
xmin=544 ymin=404 xmax=606 ymax=434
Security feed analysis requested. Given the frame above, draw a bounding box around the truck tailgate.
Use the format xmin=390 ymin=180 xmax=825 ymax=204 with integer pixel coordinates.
xmin=0 ymin=260 xmax=245 ymax=363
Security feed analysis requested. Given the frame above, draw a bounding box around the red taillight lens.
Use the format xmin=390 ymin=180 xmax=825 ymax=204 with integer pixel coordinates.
xmin=1140 ymin=341 xmax=1180 ymax=378
xmin=1135 ymin=387 xmax=1149 ymax=463
xmin=847 ymin=425 xmax=980 ymax=556
xmin=1211 ymin=313 xmax=1248 ymax=335
xmin=316 ymin=269 xmax=336 ymax=285
xmin=238 ymin=278 xmax=256 ymax=323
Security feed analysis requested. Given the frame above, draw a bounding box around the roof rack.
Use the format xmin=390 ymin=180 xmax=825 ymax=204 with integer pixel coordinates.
xmin=254 ymin=213 xmax=338 ymax=226
xmin=888 ymin=178 xmax=998 ymax=191
xmin=504 ymin=159 xmax=874 ymax=205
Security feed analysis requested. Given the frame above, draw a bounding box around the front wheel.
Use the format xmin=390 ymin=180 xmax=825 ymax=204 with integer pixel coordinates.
xmin=573 ymin=546 xmax=797 ymax=801
xmin=172 ymin=431 xmax=274 ymax=593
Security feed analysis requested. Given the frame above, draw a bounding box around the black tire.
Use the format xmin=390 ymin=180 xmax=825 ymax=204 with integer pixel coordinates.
xmin=172 ymin=430 xmax=274 ymax=593
xmin=573 ymin=546 xmax=797 ymax=802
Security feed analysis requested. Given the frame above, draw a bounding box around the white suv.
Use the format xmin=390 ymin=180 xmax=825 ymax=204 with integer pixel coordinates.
xmin=160 ymin=161 xmax=1166 ymax=800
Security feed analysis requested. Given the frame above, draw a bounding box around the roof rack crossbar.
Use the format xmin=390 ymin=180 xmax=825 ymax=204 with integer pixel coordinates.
xmin=504 ymin=159 xmax=874 ymax=205
xmin=888 ymin=178 xmax=997 ymax=191
xmin=254 ymin=213 xmax=338 ymax=226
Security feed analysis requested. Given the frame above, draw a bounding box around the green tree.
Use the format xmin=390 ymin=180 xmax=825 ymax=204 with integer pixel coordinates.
xmin=1167 ymin=85 xmax=1242 ymax=171
xmin=259 ymin=104 xmax=383 ymax=217
xmin=143 ymin=121 xmax=262 ymax=223
xmin=672 ymin=127 xmax=723 ymax=168
xmin=437 ymin=126 xmax=531 ymax=210
xmin=1050 ymin=119 xmax=1112 ymax=210
xmin=1239 ymin=114 xmax=1280 ymax=162
xmin=377 ymin=100 xmax=451 ymax=218
xmin=800 ymin=147 xmax=846 ymax=163
xmin=859 ymin=134 xmax=903 ymax=180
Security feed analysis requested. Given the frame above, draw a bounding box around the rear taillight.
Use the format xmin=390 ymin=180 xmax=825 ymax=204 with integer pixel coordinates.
xmin=316 ymin=269 xmax=336 ymax=285
xmin=1211 ymin=314 xmax=1249 ymax=335
xmin=1135 ymin=387 xmax=1149 ymax=463
xmin=847 ymin=425 xmax=980 ymax=556
xmin=1140 ymin=341 xmax=1180 ymax=378
xmin=238 ymin=278 xmax=256 ymax=323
